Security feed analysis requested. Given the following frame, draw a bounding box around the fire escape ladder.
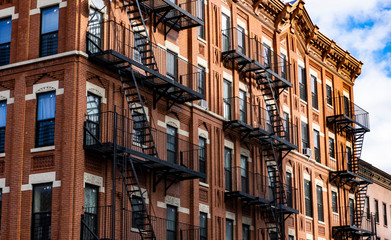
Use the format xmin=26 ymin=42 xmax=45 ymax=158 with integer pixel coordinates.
xmin=123 ymin=0 xmax=159 ymax=73
xmin=118 ymin=154 xmax=156 ymax=240
xmin=257 ymin=76 xmax=285 ymax=138
xmin=355 ymin=183 xmax=369 ymax=229
xmin=351 ymin=131 xmax=365 ymax=174
xmin=119 ymin=70 xmax=159 ymax=158
xmin=261 ymin=141 xmax=286 ymax=240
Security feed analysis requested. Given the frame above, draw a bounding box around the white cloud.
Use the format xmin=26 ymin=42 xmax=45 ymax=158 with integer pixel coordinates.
xmin=305 ymin=1 xmax=391 ymax=172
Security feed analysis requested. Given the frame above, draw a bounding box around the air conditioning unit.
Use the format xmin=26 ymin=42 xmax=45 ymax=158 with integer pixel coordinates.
xmin=303 ymin=148 xmax=312 ymax=158
xmin=199 ymin=99 xmax=208 ymax=110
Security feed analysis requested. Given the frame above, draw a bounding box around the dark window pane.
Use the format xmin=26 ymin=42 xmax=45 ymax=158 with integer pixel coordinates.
xmin=332 ymin=191 xmax=338 ymax=213
xmin=304 ymin=180 xmax=312 ymax=217
xmin=225 ymin=148 xmax=232 ymax=191
xmin=167 ymin=126 xmax=177 ymax=164
xmin=241 ymin=155 xmax=248 ymax=193
xmin=299 ymin=66 xmax=307 ymax=101
xmin=199 ymin=137 xmax=207 ymax=182
xmin=242 ymin=224 xmax=249 ymax=240
xmin=84 ymin=184 xmax=99 ymax=239
xmin=317 ymin=185 xmax=324 ymax=222
xmin=0 ymin=18 xmax=11 ymax=66
xmin=36 ymin=92 xmax=56 ymax=147
xmin=350 ymin=198 xmax=355 ymax=225
xmin=223 ymin=80 xmax=232 ymax=120
xmin=286 ymin=172 xmax=293 ymax=207
xmin=326 ymin=85 xmax=333 ymax=106
xmin=86 ymin=93 xmax=101 ymax=145
xmin=197 ymin=0 xmax=205 ymax=39
xmin=313 ymin=130 xmax=320 ymax=163
xmin=167 ymin=205 xmax=177 ymax=240
xmin=40 ymin=6 xmax=59 ymax=57
xmin=32 ymin=184 xmax=52 ymax=240
xmin=301 ymin=122 xmax=309 ymax=150
xmin=200 ymin=212 xmax=207 ymax=240
xmin=167 ymin=51 xmax=178 ymax=81
xmin=198 ymin=65 xmax=206 ymax=95
xmin=226 ymin=219 xmax=233 ymax=240
xmin=132 ymin=197 xmax=144 ymax=229
xmin=311 ymin=75 xmax=318 ymax=109
xmin=0 ymin=101 xmax=7 ymax=153
xmin=239 ymin=90 xmax=246 ymax=123
xmin=375 ymin=200 xmax=379 ymax=223
xmin=222 ymin=14 xmax=230 ymax=52
xmin=329 ymin=137 xmax=335 ymax=159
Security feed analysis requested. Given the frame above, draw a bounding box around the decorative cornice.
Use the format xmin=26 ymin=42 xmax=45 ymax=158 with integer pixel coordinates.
xmin=360 ymin=160 xmax=391 ymax=192
xmin=253 ymin=0 xmax=363 ymax=83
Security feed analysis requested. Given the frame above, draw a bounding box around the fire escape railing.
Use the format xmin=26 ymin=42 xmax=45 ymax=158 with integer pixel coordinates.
xmin=81 ymin=206 xmax=201 ymax=240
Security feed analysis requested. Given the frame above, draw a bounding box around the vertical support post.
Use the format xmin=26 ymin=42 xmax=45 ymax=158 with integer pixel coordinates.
xmin=112 ymin=109 xmax=118 ymax=240
xmin=80 ymin=214 xmax=84 ymax=240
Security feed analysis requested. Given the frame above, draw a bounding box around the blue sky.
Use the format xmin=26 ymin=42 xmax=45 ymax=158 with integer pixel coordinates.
xmin=305 ymin=0 xmax=391 ymax=172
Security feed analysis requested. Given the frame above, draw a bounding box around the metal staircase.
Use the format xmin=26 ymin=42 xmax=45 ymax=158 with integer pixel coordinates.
xmin=118 ymin=154 xmax=156 ymax=239
xmin=261 ymin=141 xmax=287 ymax=240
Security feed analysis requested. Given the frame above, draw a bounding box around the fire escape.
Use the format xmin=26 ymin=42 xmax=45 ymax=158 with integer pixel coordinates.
xmin=221 ymin=27 xmax=298 ymax=240
xmin=81 ymin=0 xmax=205 ymax=239
xmin=328 ymin=95 xmax=376 ymax=239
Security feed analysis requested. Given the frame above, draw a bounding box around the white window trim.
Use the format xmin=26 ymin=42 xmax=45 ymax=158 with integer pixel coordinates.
xmin=87 ymin=82 xmax=107 ymax=104
xmin=262 ymin=37 xmax=273 ymax=49
xmin=0 ymin=178 xmax=10 ymax=193
xmin=0 ymin=6 xmax=19 ymax=20
xmin=237 ymin=19 xmax=248 ymax=34
xmin=240 ymin=148 xmax=252 ymax=162
xmin=25 ymin=80 xmax=64 ymax=100
xmin=326 ymin=79 xmax=333 ymax=87
xmin=242 ymin=216 xmax=254 ymax=230
xmin=286 ymin=166 xmax=293 ymax=177
xmin=283 ymin=106 xmax=290 ymax=115
xmin=31 ymin=145 xmax=55 ymax=153
xmin=157 ymin=116 xmax=189 ymax=137
xmin=197 ymin=57 xmax=209 ymax=73
xmin=309 ymin=69 xmax=318 ymax=79
xmin=157 ymin=195 xmax=189 ymax=214
xmin=224 ymin=139 xmax=234 ymax=151
xmin=306 ymin=233 xmax=314 ymax=240
xmin=84 ymin=172 xmax=104 ymax=192
xmin=343 ymin=90 xmax=350 ymax=99
xmin=223 ymin=71 xmax=233 ymax=83
xmin=198 ymin=128 xmax=210 ymax=144
xmin=21 ymin=172 xmax=61 ymax=191
xmin=221 ymin=6 xmax=231 ymax=17
xmin=298 ymin=59 xmax=305 ymax=68
xmin=0 ymin=90 xmax=14 ymax=104
xmin=280 ymin=48 xmax=287 ymax=56
xmin=30 ymin=0 xmax=67 ymax=15
xmin=199 ymin=203 xmax=211 ymax=218
xmin=346 ymin=141 xmax=352 ymax=148
xmin=225 ymin=211 xmax=236 ymax=224
xmin=288 ymin=228 xmax=296 ymax=238
xmin=304 ymin=173 xmax=311 ymax=181
xmin=301 ymin=115 xmax=308 ymax=124
xmin=239 ymin=82 xmax=249 ymax=96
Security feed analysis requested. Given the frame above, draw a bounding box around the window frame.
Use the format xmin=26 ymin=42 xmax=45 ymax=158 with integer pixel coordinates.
xmin=313 ymin=130 xmax=320 ymax=163
xmin=131 ymin=196 xmax=144 ymax=229
xmin=40 ymin=5 xmax=59 ymax=57
xmin=166 ymin=50 xmax=178 ymax=82
xmin=326 ymin=84 xmax=333 ymax=106
xmin=197 ymin=65 xmax=206 ymax=95
xmin=383 ymin=202 xmax=388 ymax=226
xmin=301 ymin=121 xmax=309 ymax=150
xmin=166 ymin=205 xmax=178 ymax=239
xmin=286 ymin=171 xmax=293 ymax=207
xmin=31 ymin=183 xmax=52 ymax=240
xmin=197 ymin=0 xmax=205 ymax=40
xmin=304 ymin=179 xmax=313 ymax=218
xmin=167 ymin=125 xmax=178 ymax=164
xmin=316 ymin=185 xmax=324 ymax=222
xmin=242 ymin=224 xmax=250 ymax=240
xmin=0 ymin=100 xmax=7 ymax=153
xmin=332 ymin=190 xmax=338 ymax=214
xmin=239 ymin=90 xmax=247 ymax=123
xmin=0 ymin=17 xmax=12 ymax=66
xmin=224 ymin=147 xmax=232 ymax=191
xmin=199 ymin=136 xmax=207 ymax=183
xmin=226 ymin=219 xmax=233 ymax=240
xmin=375 ymin=199 xmax=379 ymax=223
xmin=298 ymin=66 xmax=307 ymax=101
xmin=200 ymin=212 xmax=208 ymax=240
xmin=35 ymin=91 xmax=56 ymax=148
xmin=223 ymin=80 xmax=232 ymax=120
xmin=329 ymin=137 xmax=335 ymax=159
xmin=311 ymin=75 xmax=318 ymax=109
xmin=221 ymin=13 xmax=231 ymax=52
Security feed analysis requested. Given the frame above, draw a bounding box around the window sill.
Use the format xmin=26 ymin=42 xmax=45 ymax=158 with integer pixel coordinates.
xmin=327 ymin=104 xmax=334 ymax=109
xmin=199 ymin=182 xmax=209 ymax=188
xmin=312 ymin=108 xmax=320 ymax=113
xmin=333 ymin=212 xmax=339 ymax=216
xmin=0 ymin=153 xmax=5 ymax=158
xmin=305 ymin=216 xmax=313 ymax=221
xmin=330 ymin=157 xmax=336 ymax=161
xmin=300 ymin=99 xmax=308 ymax=105
xmin=31 ymin=145 xmax=55 ymax=153
xmin=318 ymin=221 xmax=326 ymax=225
xmin=198 ymin=37 xmax=207 ymax=44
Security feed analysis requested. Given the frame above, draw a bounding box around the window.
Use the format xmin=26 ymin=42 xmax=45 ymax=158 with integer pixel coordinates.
xmin=84 ymin=184 xmax=99 ymax=238
xmin=281 ymin=53 xmax=287 ymax=79
xmin=40 ymin=6 xmax=59 ymax=57
xmin=332 ymin=191 xmax=338 ymax=213
xmin=346 ymin=147 xmax=352 ymax=171
xmin=343 ymin=96 xmax=351 ymax=117
xmin=286 ymin=172 xmax=293 ymax=207
xmin=384 ymin=203 xmax=388 ymax=226
xmin=0 ymin=190 xmax=2 ymax=235
xmin=298 ymin=66 xmax=307 ymax=101
xmin=0 ymin=18 xmax=11 ymax=66
xmin=239 ymin=90 xmax=246 ymax=123
xmin=301 ymin=121 xmax=309 ymax=150
xmin=266 ymin=106 xmax=273 ymax=133
xmin=349 ymin=198 xmax=355 ymax=225
xmin=329 ymin=137 xmax=335 ymax=159
xmin=375 ymin=200 xmax=379 ymax=223
xmin=311 ymin=75 xmax=318 ymax=109
xmin=167 ymin=126 xmax=177 ymax=164
xmin=223 ymin=80 xmax=232 ymax=120
xmin=283 ymin=112 xmax=290 ymax=141
xmin=167 ymin=205 xmax=177 ymax=240
xmin=86 ymin=93 xmax=101 ymax=145
xmin=263 ymin=44 xmax=271 ymax=67
xmin=268 ymin=166 xmax=276 ymax=201
xmin=222 ymin=13 xmax=231 ymax=52
xmin=326 ymin=85 xmax=333 ymax=106
xmin=237 ymin=26 xmax=245 ymax=54
xmin=36 ymin=92 xmax=56 ymax=147
xmin=289 ymin=236 xmax=294 ymax=240
xmin=88 ymin=8 xmax=103 ymax=54
xmin=200 ymin=212 xmax=208 ymax=240
xmin=32 ymin=184 xmax=52 ymax=240
xmin=197 ymin=0 xmax=205 ymax=40
xmin=241 ymin=155 xmax=248 ymax=193
xmin=167 ymin=50 xmax=178 ymax=82
xmin=242 ymin=224 xmax=250 ymax=240
xmin=366 ymin=197 xmax=370 ymax=219
xmin=0 ymin=101 xmax=6 ymax=153
xmin=224 ymin=147 xmax=232 ymax=191
xmin=198 ymin=65 xmax=206 ymax=95
xmin=226 ymin=219 xmax=233 ymax=240
xmin=317 ymin=185 xmax=324 ymax=222
xmin=313 ymin=130 xmax=320 ymax=163
xmin=132 ymin=197 xmax=144 ymax=229
xmin=199 ymin=137 xmax=207 ymax=183
xmin=304 ymin=180 xmax=312 ymax=217
xmin=134 ymin=37 xmax=145 ymax=64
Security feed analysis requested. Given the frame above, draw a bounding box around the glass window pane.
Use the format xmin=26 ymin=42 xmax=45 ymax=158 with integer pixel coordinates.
xmin=84 ymin=184 xmax=99 ymax=212
xmin=33 ymin=184 xmax=52 ymax=213
xmin=87 ymin=93 xmax=100 ymax=122
xmin=0 ymin=101 xmax=7 ymax=128
xmin=42 ymin=6 xmax=59 ymax=34
xmin=0 ymin=18 xmax=12 ymax=44
xmin=37 ymin=92 xmax=56 ymax=121
xmin=226 ymin=219 xmax=233 ymax=240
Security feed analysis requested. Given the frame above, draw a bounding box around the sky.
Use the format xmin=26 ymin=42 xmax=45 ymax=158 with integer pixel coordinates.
xmin=304 ymin=0 xmax=391 ymax=172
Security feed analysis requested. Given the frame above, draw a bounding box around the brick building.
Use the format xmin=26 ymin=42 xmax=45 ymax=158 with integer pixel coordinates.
xmin=0 ymin=0 xmax=377 ymax=239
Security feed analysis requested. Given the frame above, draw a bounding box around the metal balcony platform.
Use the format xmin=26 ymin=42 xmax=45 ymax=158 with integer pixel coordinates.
xmin=329 ymin=170 xmax=372 ymax=187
